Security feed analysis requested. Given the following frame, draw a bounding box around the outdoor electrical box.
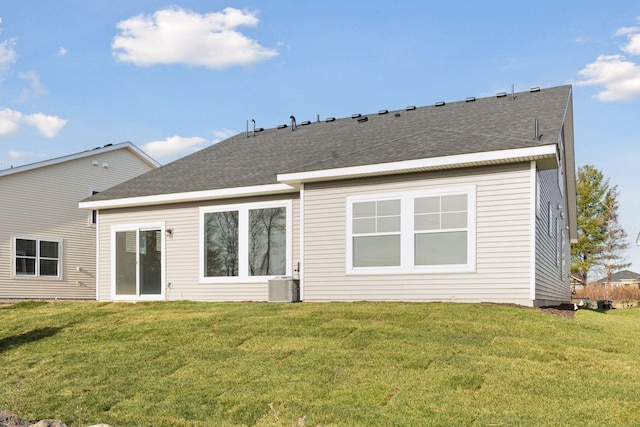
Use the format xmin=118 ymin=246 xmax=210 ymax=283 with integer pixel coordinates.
xmin=268 ymin=277 xmax=300 ymax=303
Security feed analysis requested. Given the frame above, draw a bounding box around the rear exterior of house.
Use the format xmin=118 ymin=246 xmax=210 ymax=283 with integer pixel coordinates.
xmin=0 ymin=143 xmax=158 ymax=299
xmin=82 ymin=85 xmax=576 ymax=307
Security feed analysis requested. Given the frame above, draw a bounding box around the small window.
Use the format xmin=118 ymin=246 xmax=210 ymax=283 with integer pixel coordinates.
xmin=14 ymin=237 xmax=62 ymax=278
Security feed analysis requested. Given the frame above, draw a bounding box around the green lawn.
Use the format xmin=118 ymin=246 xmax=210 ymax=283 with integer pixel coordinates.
xmin=1 ymin=301 xmax=639 ymax=426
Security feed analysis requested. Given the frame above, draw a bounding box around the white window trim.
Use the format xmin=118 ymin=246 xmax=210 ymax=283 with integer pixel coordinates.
xmin=346 ymin=186 xmax=476 ymax=275
xmin=110 ymin=222 xmax=166 ymax=301
xmin=88 ymin=188 xmax=102 ymax=227
xmin=199 ymin=200 xmax=293 ymax=283
xmin=12 ymin=235 xmax=63 ymax=280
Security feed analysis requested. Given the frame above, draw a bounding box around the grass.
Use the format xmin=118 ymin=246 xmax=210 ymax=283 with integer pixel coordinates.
xmin=1 ymin=301 xmax=640 ymax=426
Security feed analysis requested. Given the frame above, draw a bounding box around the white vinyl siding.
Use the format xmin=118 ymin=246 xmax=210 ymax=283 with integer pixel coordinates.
xmin=303 ymin=164 xmax=535 ymax=305
xmin=0 ymin=148 xmax=156 ymax=299
xmin=97 ymin=194 xmax=299 ymax=301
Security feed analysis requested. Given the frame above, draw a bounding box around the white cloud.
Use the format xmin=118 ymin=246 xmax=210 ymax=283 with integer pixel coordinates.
xmin=17 ymin=71 xmax=49 ymax=102
xmin=576 ymin=54 xmax=640 ymax=101
xmin=55 ymin=46 xmax=68 ymax=56
xmin=0 ymin=108 xmax=22 ymax=136
xmin=0 ymin=38 xmax=17 ymax=72
xmin=212 ymin=128 xmax=236 ymax=142
xmin=9 ymin=150 xmax=34 ymax=159
xmin=577 ymin=18 xmax=640 ymax=101
xmin=143 ymin=135 xmax=208 ymax=161
xmin=23 ymin=113 xmax=67 ymax=137
xmin=112 ymin=7 xmax=278 ymax=68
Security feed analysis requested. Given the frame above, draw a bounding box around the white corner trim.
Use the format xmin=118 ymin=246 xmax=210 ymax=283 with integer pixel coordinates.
xmin=277 ymin=145 xmax=557 ymax=185
xmin=80 ymin=183 xmax=297 ymax=210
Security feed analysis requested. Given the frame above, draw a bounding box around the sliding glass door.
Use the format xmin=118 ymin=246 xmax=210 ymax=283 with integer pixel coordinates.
xmin=113 ymin=225 xmax=164 ymax=300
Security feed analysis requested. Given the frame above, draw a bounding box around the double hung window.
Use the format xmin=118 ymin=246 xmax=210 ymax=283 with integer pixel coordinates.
xmin=201 ymin=201 xmax=291 ymax=281
xmin=347 ymin=186 xmax=475 ymax=274
xmin=14 ymin=237 xmax=62 ymax=278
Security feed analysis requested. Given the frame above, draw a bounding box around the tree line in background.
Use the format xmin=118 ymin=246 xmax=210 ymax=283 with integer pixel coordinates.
xmin=570 ymin=164 xmax=631 ymax=287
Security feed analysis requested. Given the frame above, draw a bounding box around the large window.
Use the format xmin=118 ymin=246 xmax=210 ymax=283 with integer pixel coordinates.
xmin=14 ymin=237 xmax=62 ymax=278
xmin=201 ymin=201 xmax=291 ymax=281
xmin=347 ymin=187 xmax=475 ymax=274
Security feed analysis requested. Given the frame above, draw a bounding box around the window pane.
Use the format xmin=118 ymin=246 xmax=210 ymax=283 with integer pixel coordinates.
xmin=40 ymin=241 xmax=59 ymax=258
xmin=353 ymin=235 xmax=400 ymax=267
xmin=16 ymin=239 xmax=36 ymax=257
xmin=441 ymin=212 xmax=467 ymax=229
xmin=140 ymin=230 xmax=162 ymax=295
xmin=16 ymin=258 xmax=36 ymax=275
xmin=377 ymin=216 xmax=401 ymax=233
xmin=377 ymin=199 xmax=401 ymax=216
xmin=204 ymin=211 xmax=239 ymax=277
xmin=415 ymin=231 xmax=467 ymax=265
xmin=441 ymin=194 xmax=467 ymax=212
xmin=414 ymin=197 xmax=439 ymax=214
xmin=40 ymin=259 xmax=59 ymax=276
xmin=414 ymin=213 xmax=440 ymax=231
xmin=353 ymin=201 xmax=375 ymax=218
xmin=249 ymin=207 xmax=286 ymax=276
xmin=353 ymin=218 xmax=375 ymax=234
xmin=115 ymin=231 xmax=137 ymax=295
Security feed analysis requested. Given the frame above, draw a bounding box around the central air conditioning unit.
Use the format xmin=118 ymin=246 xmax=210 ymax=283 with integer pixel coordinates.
xmin=268 ymin=277 xmax=300 ymax=303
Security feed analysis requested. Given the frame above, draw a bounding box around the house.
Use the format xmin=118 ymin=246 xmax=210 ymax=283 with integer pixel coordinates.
xmin=0 ymin=142 xmax=159 ymax=299
xmin=80 ymin=85 xmax=577 ymax=307
xmin=594 ymin=270 xmax=640 ymax=287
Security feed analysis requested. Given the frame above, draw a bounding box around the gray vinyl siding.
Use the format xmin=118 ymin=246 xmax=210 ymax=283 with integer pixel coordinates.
xmin=0 ymin=149 xmax=155 ymax=299
xmin=302 ymin=164 xmax=536 ymax=305
xmin=534 ymin=167 xmax=571 ymax=305
xmin=96 ymin=194 xmax=300 ymax=301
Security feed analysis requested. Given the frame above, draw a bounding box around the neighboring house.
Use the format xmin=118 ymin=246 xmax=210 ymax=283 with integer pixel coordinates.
xmin=1 ymin=142 xmax=159 ymax=299
xmin=80 ymin=85 xmax=577 ymax=307
xmin=594 ymin=270 xmax=640 ymax=287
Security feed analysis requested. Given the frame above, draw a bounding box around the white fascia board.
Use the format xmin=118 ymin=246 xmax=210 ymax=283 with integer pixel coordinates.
xmin=79 ymin=183 xmax=296 ymax=210
xmin=277 ymin=145 xmax=558 ymax=185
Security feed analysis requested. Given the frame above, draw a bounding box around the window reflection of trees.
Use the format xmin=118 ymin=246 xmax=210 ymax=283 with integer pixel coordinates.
xmin=204 ymin=211 xmax=239 ymax=276
xmin=249 ymin=207 xmax=286 ymax=276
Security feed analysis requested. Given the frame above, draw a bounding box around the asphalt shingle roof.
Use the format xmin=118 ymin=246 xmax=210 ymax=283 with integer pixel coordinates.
xmin=89 ymin=85 xmax=571 ymax=202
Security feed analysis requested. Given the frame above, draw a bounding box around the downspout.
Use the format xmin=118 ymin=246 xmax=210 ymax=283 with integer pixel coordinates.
xmin=529 ymin=161 xmax=537 ymax=303
xmin=299 ymin=183 xmax=305 ymax=301
xmin=95 ymin=210 xmax=100 ymax=301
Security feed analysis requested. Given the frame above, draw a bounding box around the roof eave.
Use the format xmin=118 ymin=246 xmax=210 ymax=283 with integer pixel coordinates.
xmin=277 ymin=145 xmax=559 ymax=187
xmin=79 ymin=183 xmax=297 ymax=210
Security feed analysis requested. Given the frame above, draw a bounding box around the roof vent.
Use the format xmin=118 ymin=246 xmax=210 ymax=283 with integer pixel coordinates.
xmin=435 ymin=101 xmax=445 ymax=107
xmin=103 ymin=143 xmax=113 ymax=147
xmin=394 ymin=113 xmax=401 ymax=118
xmin=351 ymin=113 xmax=361 ymax=119
xmin=465 ymin=97 xmax=476 ymax=103
xmin=357 ymin=116 xmax=368 ymax=123
xmin=290 ymin=115 xmax=296 ymax=131
xmin=277 ymin=124 xmax=288 ymax=129
xmin=378 ymin=109 xmax=388 ymax=115
xmin=497 ymin=92 xmax=507 ymax=98
xmin=530 ymin=87 xmax=541 ymax=93
xmin=325 ymin=117 xmax=336 ymax=122
xmin=300 ymin=120 xmax=311 ymax=126
xmin=405 ymin=105 xmax=416 ymax=111
xmin=255 ymin=127 xmax=264 ymax=133
xmin=534 ymin=119 xmax=542 ymax=141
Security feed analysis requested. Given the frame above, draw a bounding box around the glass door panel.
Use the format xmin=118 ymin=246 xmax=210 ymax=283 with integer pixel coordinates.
xmin=115 ymin=231 xmax=137 ymax=295
xmin=140 ymin=229 xmax=162 ymax=295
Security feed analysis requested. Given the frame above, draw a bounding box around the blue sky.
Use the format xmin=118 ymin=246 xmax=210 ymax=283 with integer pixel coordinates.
xmin=1 ymin=1 xmax=640 ymax=274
